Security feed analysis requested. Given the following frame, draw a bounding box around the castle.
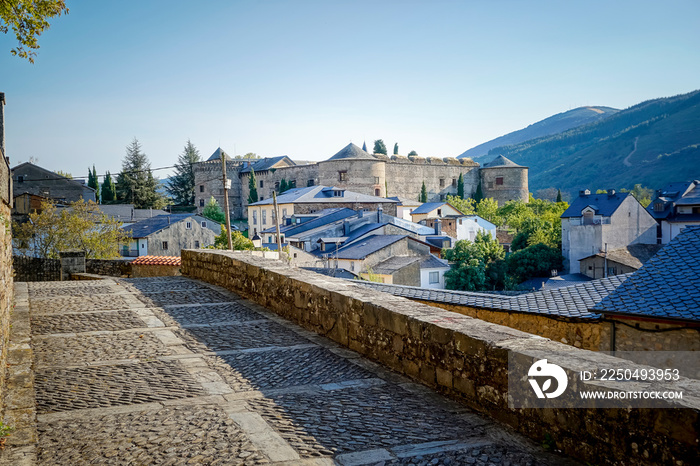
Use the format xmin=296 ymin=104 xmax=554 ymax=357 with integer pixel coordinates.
xmin=193 ymin=143 xmax=528 ymax=220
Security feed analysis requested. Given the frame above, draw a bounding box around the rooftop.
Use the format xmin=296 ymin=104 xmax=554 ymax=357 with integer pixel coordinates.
xmin=561 ymin=192 xmax=630 ymax=218
xmin=121 ymin=214 xmax=214 ymax=238
xmin=579 ymin=244 xmax=662 ymax=269
xmin=325 ymin=143 xmax=377 ymax=161
xmin=332 ymin=234 xmax=407 ymax=260
xmin=240 ymin=156 xmax=295 ymax=174
xmin=250 ymin=185 xmax=396 ymax=207
xmin=481 ymin=155 xmax=525 ymax=168
xmin=592 ymin=226 xmax=700 ymax=322
xmin=131 ymin=255 xmax=181 ymax=266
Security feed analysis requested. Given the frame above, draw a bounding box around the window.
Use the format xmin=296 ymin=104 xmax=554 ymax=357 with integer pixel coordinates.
xmin=262 ymin=210 xmax=267 ymax=225
xmin=437 ymin=209 xmax=442 ymax=216
xmin=429 ymin=271 xmax=439 ymax=284
xmin=608 ymin=267 xmax=616 ymax=276
xmin=374 ymin=176 xmax=380 ymax=184
xmin=439 ymin=178 xmax=445 ymax=188
xmin=282 ymin=208 xmax=287 ymax=218
xmin=199 ymin=199 xmax=205 ymax=207
xmin=275 ymin=181 xmax=280 ymax=191
xmin=17 ymin=175 xmax=24 ymax=183
xmin=339 ymin=171 xmax=347 ymax=182
xmin=194 ymin=240 xmax=200 ymax=248
xmin=186 ymin=222 xmax=192 ymax=229
xmin=199 ymin=185 xmax=204 ymax=192
xmin=452 ymin=178 xmax=457 ymax=187
xmin=653 ymin=202 xmax=664 ymax=212
xmin=496 ymin=177 xmax=504 ymax=185
xmin=269 ymin=237 xmax=274 ymax=243
xmin=162 ymin=241 xmax=168 ymax=250
xmin=350 ymin=261 xmax=355 ymax=271
xmin=307 ymin=179 xmax=315 ymax=187
xmin=201 ymin=221 xmax=207 ymax=228
xmin=260 ymin=180 xmax=264 ymax=188
xmin=253 ymin=211 xmax=257 ymax=225
xmin=375 ymin=188 xmax=381 ymax=196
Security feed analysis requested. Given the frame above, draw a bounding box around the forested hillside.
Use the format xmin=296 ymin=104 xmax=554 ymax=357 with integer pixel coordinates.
xmin=485 ymin=90 xmax=700 ymax=196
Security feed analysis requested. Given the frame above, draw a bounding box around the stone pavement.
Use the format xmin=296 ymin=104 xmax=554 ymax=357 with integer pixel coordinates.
xmin=2 ymin=277 xmax=576 ymax=465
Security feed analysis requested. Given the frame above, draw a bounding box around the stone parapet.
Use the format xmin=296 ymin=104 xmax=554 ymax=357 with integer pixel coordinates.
xmin=182 ymin=250 xmax=699 ymax=465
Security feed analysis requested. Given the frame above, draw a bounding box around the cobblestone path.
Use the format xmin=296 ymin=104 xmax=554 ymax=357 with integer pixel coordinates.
xmin=3 ymin=277 xmax=576 ymax=465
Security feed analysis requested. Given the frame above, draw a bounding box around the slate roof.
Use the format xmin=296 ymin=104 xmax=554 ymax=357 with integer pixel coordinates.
xmin=579 ymin=244 xmax=662 ymax=270
xmin=326 ymin=143 xmax=377 ymax=161
xmin=353 ymin=274 xmax=630 ymax=320
xmin=371 ymin=256 xmax=422 ymax=274
xmin=131 ymin=256 xmax=181 ymax=266
xmin=561 ymin=192 xmax=630 ymax=218
xmin=411 ymin=202 xmax=447 ymax=215
xmin=592 ymin=226 xmax=700 ymax=322
xmin=249 ymin=186 xmax=396 ymax=206
xmin=122 ymin=214 xmax=202 ymax=238
xmin=207 ymin=147 xmax=230 ymax=161
xmin=240 ymin=156 xmax=295 ymax=174
xmin=333 ymin=235 xmax=407 ymax=260
xmin=420 ymin=254 xmax=450 ymax=269
xmin=481 ymin=155 xmax=525 ymax=168
xmin=261 ymin=208 xmax=356 ymax=236
xmin=387 ymin=196 xmax=423 ymax=207
xmin=302 ymin=267 xmax=358 ymax=280
xmin=519 ymin=273 xmax=592 ymax=292
xmin=646 ymin=181 xmax=699 ymax=220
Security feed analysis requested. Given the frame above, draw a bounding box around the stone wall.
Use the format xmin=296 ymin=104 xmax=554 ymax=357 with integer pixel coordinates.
xmin=12 ymin=256 xmax=61 ymax=282
xmin=86 ymin=259 xmax=132 ymax=277
xmin=182 ymin=250 xmax=699 ymax=466
xmin=0 ymin=193 xmax=12 ymax=410
xmin=193 ymin=160 xmax=245 ymax=219
xmin=480 ymin=166 xmax=528 ymax=206
xmin=131 ymin=264 xmax=181 ymax=278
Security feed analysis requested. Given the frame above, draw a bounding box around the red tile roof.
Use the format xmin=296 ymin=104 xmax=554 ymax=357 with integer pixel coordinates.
xmin=131 ymin=255 xmax=181 ymax=266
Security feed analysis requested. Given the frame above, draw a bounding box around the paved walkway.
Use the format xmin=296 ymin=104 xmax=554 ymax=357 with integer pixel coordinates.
xmin=3 ymin=277 xmax=573 ymax=465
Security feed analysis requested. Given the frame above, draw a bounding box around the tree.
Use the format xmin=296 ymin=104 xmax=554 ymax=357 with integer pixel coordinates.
xmin=473 ymin=182 xmax=483 ymax=203
xmin=235 ymin=152 xmax=261 ymax=160
xmin=443 ymin=232 xmax=505 ymax=291
xmin=476 ymin=198 xmax=501 ymax=225
xmin=247 ymin=168 xmax=258 ymax=204
xmin=279 ymin=179 xmax=288 ymax=193
xmin=507 ymin=243 xmax=564 ymax=283
xmin=556 ymin=189 xmax=563 ymax=203
xmin=115 ymin=138 xmax=161 ymax=208
xmin=213 ymin=227 xmax=254 ymax=250
xmin=446 ymin=195 xmax=475 ymax=215
xmin=1 ymin=0 xmax=68 ymax=63
xmin=88 ymin=165 xmax=100 ymax=202
xmin=373 ymin=139 xmax=387 ymax=155
xmin=621 ymin=184 xmax=653 ymax=208
xmin=202 ymin=196 xmax=226 ymax=224
xmin=102 ymin=171 xmax=116 ymax=203
xmin=420 ymin=181 xmax=428 ymax=203
xmin=167 ymin=140 xmax=201 ymax=206
xmin=457 ymin=173 xmax=464 ymax=199
xmin=393 ymin=143 xmax=399 ymax=155
xmin=408 ymin=150 xmax=418 ymax=156
xmin=12 ymin=199 xmax=127 ymax=259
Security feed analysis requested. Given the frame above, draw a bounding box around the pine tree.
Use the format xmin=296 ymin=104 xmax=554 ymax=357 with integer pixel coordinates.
xmin=87 ymin=165 xmax=100 ymax=203
xmin=556 ymin=189 xmax=563 ymax=203
xmin=247 ymin=168 xmax=258 ymax=204
xmin=393 ymin=143 xmax=399 ymax=155
xmin=167 ymin=140 xmax=201 ymax=206
xmin=473 ymin=182 xmax=484 ymax=203
xmin=420 ymin=181 xmax=428 ymax=203
xmin=279 ymin=179 xmax=288 ymax=193
xmin=115 ymin=138 xmax=160 ymax=208
xmin=457 ymin=173 xmax=464 ymax=199
xmin=373 ymin=139 xmax=387 ymax=155
xmin=102 ymin=171 xmax=116 ymax=203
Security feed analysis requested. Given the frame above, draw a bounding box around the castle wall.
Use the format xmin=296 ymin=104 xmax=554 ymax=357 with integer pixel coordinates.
xmin=384 ymin=157 xmax=480 ymax=202
xmin=480 ymin=166 xmax=528 ymax=206
xmin=193 ymin=160 xmax=244 ymax=219
xmin=318 ymin=159 xmax=386 ymax=197
xmin=240 ymin=164 xmax=318 ymax=216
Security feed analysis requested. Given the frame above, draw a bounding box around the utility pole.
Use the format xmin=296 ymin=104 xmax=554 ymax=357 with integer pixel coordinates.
xmin=603 ymin=243 xmax=608 ymax=278
xmin=272 ymin=191 xmax=283 ymax=257
xmin=221 ymin=152 xmax=233 ymax=250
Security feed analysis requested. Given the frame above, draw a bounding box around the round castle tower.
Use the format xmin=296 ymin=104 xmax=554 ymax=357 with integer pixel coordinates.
xmin=479 ymin=155 xmax=528 ymax=205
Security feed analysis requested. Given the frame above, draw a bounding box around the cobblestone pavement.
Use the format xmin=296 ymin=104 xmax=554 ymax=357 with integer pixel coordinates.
xmin=2 ymin=277 xmax=578 ymax=465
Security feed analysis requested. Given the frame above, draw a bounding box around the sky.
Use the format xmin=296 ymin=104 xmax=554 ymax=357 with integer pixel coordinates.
xmin=1 ymin=0 xmax=699 ymax=182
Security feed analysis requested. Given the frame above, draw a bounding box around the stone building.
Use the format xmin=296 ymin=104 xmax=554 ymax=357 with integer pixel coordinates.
xmin=120 ymin=214 xmax=219 ymax=257
xmin=193 ymin=144 xmax=528 ymax=221
xmin=11 ymin=162 xmax=96 ymax=204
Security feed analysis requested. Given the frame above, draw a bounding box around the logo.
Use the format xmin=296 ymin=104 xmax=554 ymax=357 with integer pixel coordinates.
xmin=528 ymin=359 xmax=568 ymax=399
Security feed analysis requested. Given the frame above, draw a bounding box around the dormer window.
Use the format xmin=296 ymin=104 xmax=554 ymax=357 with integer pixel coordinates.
xmin=653 ymin=202 xmax=664 ymax=212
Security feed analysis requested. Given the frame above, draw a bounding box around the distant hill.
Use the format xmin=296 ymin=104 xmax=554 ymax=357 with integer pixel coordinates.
xmin=458 ymin=106 xmax=619 ymax=161
xmin=485 ymin=90 xmax=700 ymax=196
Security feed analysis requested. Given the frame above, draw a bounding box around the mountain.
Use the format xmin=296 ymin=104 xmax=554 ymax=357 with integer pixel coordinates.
xmin=486 ymin=90 xmax=700 ymax=196
xmin=458 ymin=106 xmax=619 ymax=161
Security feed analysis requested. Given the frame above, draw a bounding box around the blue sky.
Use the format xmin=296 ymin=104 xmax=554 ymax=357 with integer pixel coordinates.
xmin=2 ymin=0 xmax=698 ymax=181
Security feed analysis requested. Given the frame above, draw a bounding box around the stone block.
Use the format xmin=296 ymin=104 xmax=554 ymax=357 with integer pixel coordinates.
xmin=436 ymin=367 xmax=453 ymax=388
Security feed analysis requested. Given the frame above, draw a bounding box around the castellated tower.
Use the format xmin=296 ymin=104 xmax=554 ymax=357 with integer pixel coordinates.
xmin=479 ymin=155 xmax=529 ymax=206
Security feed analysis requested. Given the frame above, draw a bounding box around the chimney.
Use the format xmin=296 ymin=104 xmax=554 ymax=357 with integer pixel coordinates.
xmin=434 ymin=218 xmax=442 ymax=235
xmin=377 ymin=206 xmax=383 ymax=223
xmin=579 ymin=189 xmax=590 ymax=197
xmin=343 ymin=219 xmax=350 ymax=236
xmin=608 ymin=189 xmax=616 ymax=197
xmin=0 ymin=92 xmax=5 ymax=158
xmin=358 ymin=209 xmax=363 ymax=218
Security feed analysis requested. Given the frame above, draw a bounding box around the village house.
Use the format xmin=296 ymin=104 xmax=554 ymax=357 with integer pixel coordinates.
xmin=387 ymin=196 xmax=423 ymax=221
xmin=647 ymin=180 xmax=700 ymax=244
xmin=120 ymin=214 xmax=220 ymax=257
xmin=424 ymin=215 xmax=497 ymax=242
xmin=578 ymin=243 xmax=661 ymax=279
xmin=409 ymin=201 xmax=463 ymax=223
xmin=247 ymin=185 xmax=397 ymax=236
xmin=11 ymin=162 xmax=95 ymax=205
xmin=560 ymin=189 xmax=657 ymax=273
